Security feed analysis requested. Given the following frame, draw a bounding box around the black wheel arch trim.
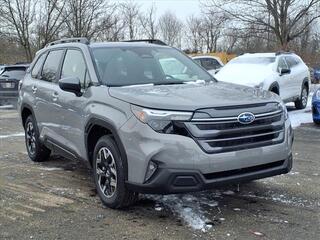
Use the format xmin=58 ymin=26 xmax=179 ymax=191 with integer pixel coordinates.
xmin=84 ymin=117 xmax=128 ymax=180
xmin=302 ymin=77 xmax=309 ymax=91
xmin=20 ymin=103 xmax=36 ymax=129
xmin=269 ymin=82 xmax=280 ymax=93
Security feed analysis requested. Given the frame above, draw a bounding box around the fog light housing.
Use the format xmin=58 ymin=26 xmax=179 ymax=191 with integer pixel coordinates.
xmin=144 ymin=161 xmax=158 ymax=182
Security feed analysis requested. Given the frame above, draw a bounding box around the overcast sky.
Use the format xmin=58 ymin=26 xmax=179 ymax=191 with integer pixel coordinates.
xmin=114 ymin=0 xmax=201 ymax=20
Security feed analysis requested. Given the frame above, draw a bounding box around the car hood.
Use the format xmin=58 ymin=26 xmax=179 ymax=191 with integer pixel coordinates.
xmin=215 ymin=64 xmax=272 ymax=87
xmin=109 ymin=81 xmax=280 ymax=111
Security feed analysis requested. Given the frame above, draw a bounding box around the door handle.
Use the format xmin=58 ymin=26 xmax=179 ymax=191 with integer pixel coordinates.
xmin=32 ymin=85 xmax=37 ymax=94
xmin=52 ymin=92 xmax=59 ymax=101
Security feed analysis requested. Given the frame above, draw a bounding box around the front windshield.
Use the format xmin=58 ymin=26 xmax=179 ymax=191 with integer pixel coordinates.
xmin=231 ymin=57 xmax=275 ymax=65
xmin=92 ymin=46 xmax=213 ymax=86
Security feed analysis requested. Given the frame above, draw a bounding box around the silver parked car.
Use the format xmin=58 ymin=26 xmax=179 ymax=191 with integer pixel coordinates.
xmin=19 ymin=38 xmax=294 ymax=208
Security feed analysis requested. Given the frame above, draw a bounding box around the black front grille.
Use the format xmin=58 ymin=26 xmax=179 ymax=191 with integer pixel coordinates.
xmin=203 ymin=160 xmax=285 ymax=180
xmin=184 ymin=104 xmax=285 ymax=154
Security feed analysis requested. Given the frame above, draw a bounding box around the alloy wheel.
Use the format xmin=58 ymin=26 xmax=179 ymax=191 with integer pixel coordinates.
xmin=26 ymin=121 xmax=36 ymax=155
xmin=302 ymin=88 xmax=308 ymax=107
xmin=96 ymin=147 xmax=117 ymax=198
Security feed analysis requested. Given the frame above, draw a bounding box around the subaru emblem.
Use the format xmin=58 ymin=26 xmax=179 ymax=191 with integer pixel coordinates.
xmin=238 ymin=112 xmax=255 ymax=124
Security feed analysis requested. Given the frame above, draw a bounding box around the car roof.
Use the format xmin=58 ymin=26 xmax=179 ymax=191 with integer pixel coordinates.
xmin=240 ymin=53 xmax=276 ymax=58
xmin=192 ymin=55 xmax=221 ymax=60
xmin=89 ymin=42 xmax=170 ymax=49
xmin=3 ymin=64 xmax=29 ymax=69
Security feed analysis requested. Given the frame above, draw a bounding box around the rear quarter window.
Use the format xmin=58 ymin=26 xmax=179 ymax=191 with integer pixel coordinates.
xmin=31 ymin=53 xmax=47 ymax=78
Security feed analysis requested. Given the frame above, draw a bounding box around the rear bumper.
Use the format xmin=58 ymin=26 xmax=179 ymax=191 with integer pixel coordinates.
xmin=0 ymin=91 xmax=18 ymax=100
xmin=126 ymin=154 xmax=293 ymax=194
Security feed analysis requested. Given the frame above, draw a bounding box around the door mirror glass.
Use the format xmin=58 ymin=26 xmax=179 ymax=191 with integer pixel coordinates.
xmin=280 ymin=68 xmax=291 ymax=75
xmin=59 ymin=77 xmax=81 ymax=96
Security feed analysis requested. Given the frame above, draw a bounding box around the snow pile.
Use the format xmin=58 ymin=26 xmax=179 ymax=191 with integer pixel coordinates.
xmin=147 ymin=193 xmax=219 ymax=232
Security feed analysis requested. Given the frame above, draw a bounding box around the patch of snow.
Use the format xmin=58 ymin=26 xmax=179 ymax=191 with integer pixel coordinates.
xmin=287 ymin=92 xmax=313 ymax=128
xmin=240 ymin=192 xmax=317 ymax=207
xmin=223 ymin=190 xmax=235 ymax=195
xmin=250 ymin=230 xmax=264 ymax=236
xmin=38 ymin=167 xmax=64 ymax=171
xmin=0 ymin=104 xmax=14 ymax=109
xmin=233 ymin=208 xmax=241 ymax=211
xmin=0 ymin=132 xmax=24 ymax=139
xmin=147 ymin=194 xmax=219 ymax=232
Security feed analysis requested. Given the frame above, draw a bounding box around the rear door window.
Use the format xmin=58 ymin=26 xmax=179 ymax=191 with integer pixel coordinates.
xmin=277 ymin=57 xmax=289 ymax=72
xmin=41 ymin=50 xmax=64 ymax=82
xmin=201 ymin=58 xmax=221 ymax=70
xmin=285 ymin=56 xmax=298 ymax=68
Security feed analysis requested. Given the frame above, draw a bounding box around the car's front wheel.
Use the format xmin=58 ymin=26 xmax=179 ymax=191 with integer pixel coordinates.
xmin=93 ymin=136 xmax=138 ymax=209
xmin=24 ymin=115 xmax=51 ymax=162
xmin=295 ymin=85 xmax=308 ymax=109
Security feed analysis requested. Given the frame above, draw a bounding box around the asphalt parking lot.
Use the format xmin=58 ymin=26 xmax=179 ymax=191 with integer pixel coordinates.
xmin=0 ymin=109 xmax=319 ymax=240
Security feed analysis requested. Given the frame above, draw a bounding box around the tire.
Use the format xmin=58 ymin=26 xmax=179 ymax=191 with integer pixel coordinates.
xmin=295 ymin=85 xmax=308 ymax=109
xmin=93 ymin=136 xmax=138 ymax=209
xmin=24 ymin=115 xmax=51 ymax=162
xmin=314 ymin=119 xmax=320 ymax=125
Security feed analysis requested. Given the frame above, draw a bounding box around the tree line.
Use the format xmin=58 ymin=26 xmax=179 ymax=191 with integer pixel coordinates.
xmin=1 ymin=0 xmax=320 ymax=66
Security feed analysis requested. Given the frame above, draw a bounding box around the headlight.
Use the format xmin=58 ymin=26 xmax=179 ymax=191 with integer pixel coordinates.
xmin=131 ymin=105 xmax=193 ymax=133
xmin=278 ymin=102 xmax=288 ymax=120
xmin=315 ymin=89 xmax=320 ymax=99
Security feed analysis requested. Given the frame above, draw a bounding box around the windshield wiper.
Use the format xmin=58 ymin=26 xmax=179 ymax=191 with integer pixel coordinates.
xmin=154 ymin=81 xmax=185 ymax=86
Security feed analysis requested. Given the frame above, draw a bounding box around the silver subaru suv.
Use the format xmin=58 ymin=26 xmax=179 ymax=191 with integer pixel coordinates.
xmin=18 ymin=38 xmax=294 ymax=208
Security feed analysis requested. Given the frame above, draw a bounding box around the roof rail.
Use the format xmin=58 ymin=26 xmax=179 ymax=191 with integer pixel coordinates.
xmin=275 ymin=51 xmax=294 ymax=56
xmin=46 ymin=37 xmax=90 ymax=47
xmin=122 ymin=39 xmax=167 ymax=46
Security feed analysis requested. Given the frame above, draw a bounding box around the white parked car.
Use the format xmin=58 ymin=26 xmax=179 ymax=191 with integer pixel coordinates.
xmin=215 ymin=52 xmax=311 ymax=109
xmin=192 ymin=56 xmax=224 ymax=76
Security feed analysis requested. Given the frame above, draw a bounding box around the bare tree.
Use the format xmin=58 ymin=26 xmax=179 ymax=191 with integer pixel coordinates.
xmin=97 ymin=13 xmax=126 ymax=41
xmin=34 ymin=0 xmax=66 ymax=49
xmin=186 ymin=15 xmax=204 ymax=52
xmin=139 ymin=4 xmax=158 ymax=39
xmin=201 ymin=13 xmax=227 ymax=52
xmin=0 ymin=0 xmax=36 ymax=61
xmin=158 ymin=11 xmax=183 ymax=47
xmin=62 ymin=0 xmax=115 ymax=40
xmin=120 ymin=0 xmax=141 ymax=40
xmin=204 ymin=0 xmax=320 ymax=50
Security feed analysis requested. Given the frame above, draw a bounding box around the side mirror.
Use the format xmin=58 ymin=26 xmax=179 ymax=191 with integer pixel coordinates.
xmin=59 ymin=77 xmax=81 ymax=96
xmin=215 ymin=68 xmax=221 ymax=74
xmin=280 ymin=68 xmax=291 ymax=75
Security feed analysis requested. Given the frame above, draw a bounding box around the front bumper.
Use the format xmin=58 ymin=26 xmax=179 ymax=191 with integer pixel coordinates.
xmin=120 ymin=115 xmax=294 ymax=189
xmin=127 ymin=154 xmax=292 ymax=194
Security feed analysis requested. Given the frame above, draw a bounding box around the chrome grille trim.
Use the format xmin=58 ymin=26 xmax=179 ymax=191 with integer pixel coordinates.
xmin=184 ymin=107 xmax=285 ymax=154
xmin=191 ymin=109 xmax=282 ymax=122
